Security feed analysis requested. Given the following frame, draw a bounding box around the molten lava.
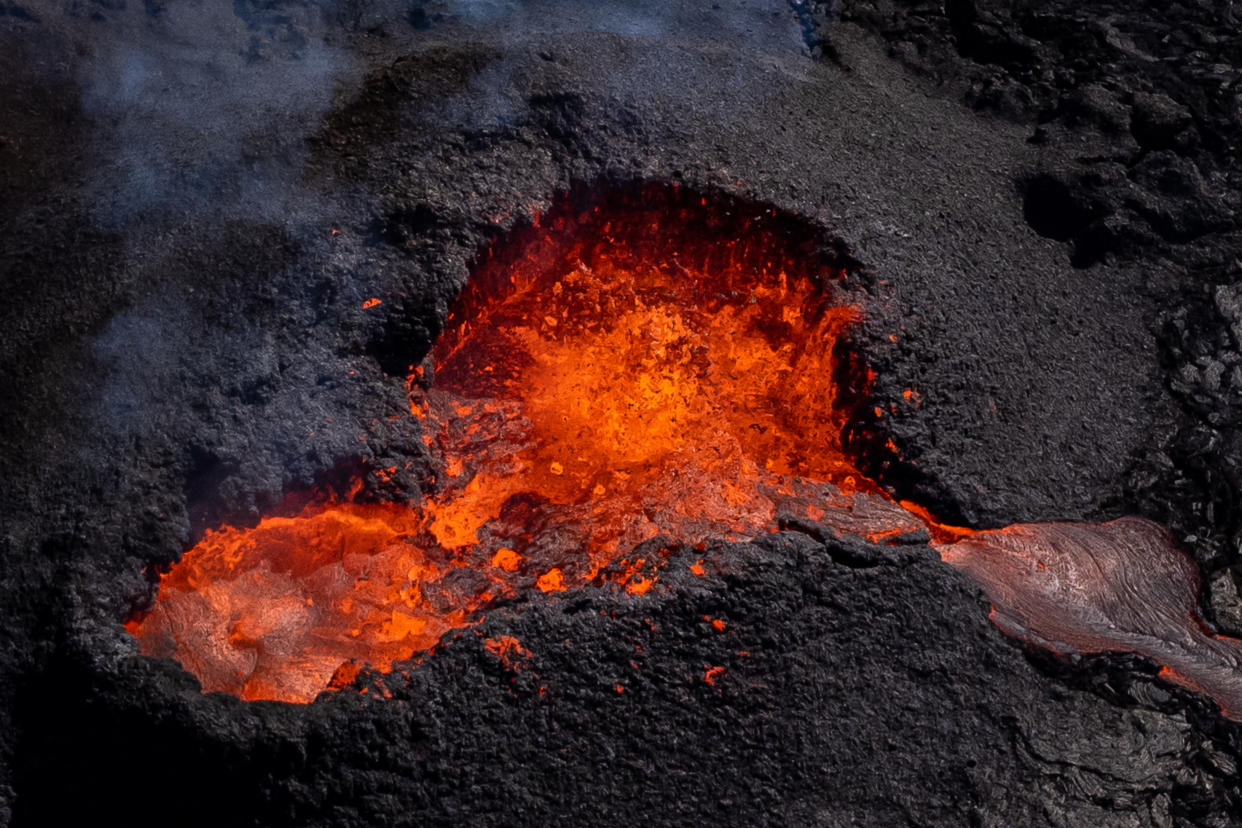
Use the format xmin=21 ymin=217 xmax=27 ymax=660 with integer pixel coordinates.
xmin=127 ymin=502 xmax=466 ymax=702
xmin=418 ymin=217 xmax=867 ymax=572
xmin=129 ymin=187 xmax=902 ymax=702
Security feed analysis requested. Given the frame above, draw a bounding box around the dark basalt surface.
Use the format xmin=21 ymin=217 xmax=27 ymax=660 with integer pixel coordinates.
xmin=1 ymin=1 xmax=1241 ymax=825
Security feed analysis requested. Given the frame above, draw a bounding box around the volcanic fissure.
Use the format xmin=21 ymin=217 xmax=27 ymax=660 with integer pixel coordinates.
xmin=127 ymin=185 xmax=1242 ymax=719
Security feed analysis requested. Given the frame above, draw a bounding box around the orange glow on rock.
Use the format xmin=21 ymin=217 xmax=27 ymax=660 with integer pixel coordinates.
xmin=327 ymin=660 xmax=363 ymax=690
xmin=362 ymin=297 xmax=382 ymax=309
xmin=626 ymin=578 xmax=654 ymax=596
xmin=491 ymin=547 xmax=521 ymax=572
xmin=483 ymin=635 xmax=530 ymax=670
xmin=897 ymin=500 xmax=977 ymax=544
xmin=535 ymin=568 xmax=566 ymax=593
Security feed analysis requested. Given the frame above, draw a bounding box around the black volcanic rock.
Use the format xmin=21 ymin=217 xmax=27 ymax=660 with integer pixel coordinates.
xmin=1131 ymin=91 xmax=1195 ymax=152
xmin=842 ymin=0 xmax=1242 ymax=265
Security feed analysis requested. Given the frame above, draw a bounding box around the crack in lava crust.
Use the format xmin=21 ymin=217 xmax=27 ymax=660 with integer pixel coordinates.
xmin=127 ymin=188 xmax=911 ymax=703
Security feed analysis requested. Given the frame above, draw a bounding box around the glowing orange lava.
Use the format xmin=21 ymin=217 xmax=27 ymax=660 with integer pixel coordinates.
xmin=126 ymin=502 xmax=469 ymax=702
xmin=127 ymin=187 xmax=905 ymax=702
xmin=418 ymin=203 xmax=869 ymax=574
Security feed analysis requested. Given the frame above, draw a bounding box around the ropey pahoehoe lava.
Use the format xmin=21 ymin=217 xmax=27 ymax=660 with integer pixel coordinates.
xmin=127 ymin=187 xmax=1242 ymax=718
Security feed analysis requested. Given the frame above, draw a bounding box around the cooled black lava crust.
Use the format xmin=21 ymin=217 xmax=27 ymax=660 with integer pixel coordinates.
xmin=1 ymin=1 xmax=1240 ymax=826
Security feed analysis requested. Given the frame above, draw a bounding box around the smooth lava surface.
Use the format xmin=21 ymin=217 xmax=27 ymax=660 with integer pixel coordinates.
xmin=938 ymin=517 xmax=1242 ymax=721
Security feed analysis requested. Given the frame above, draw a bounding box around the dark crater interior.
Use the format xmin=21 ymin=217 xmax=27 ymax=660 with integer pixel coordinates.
xmin=2 ymin=1 xmax=1242 ymax=826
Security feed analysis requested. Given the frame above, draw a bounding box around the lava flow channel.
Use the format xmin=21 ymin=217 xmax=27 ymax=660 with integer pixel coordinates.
xmin=128 ymin=189 xmax=919 ymax=702
xmin=938 ymin=517 xmax=1242 ymax=720
xmin=127 ymin=188 xmax=1242 ymax=720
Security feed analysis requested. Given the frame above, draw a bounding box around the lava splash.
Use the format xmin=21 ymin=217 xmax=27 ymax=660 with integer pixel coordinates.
xmin=419 ymin=190 xmax=874 ymax=566
xmin=128 ymin=186 xmax=906 ymax=702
